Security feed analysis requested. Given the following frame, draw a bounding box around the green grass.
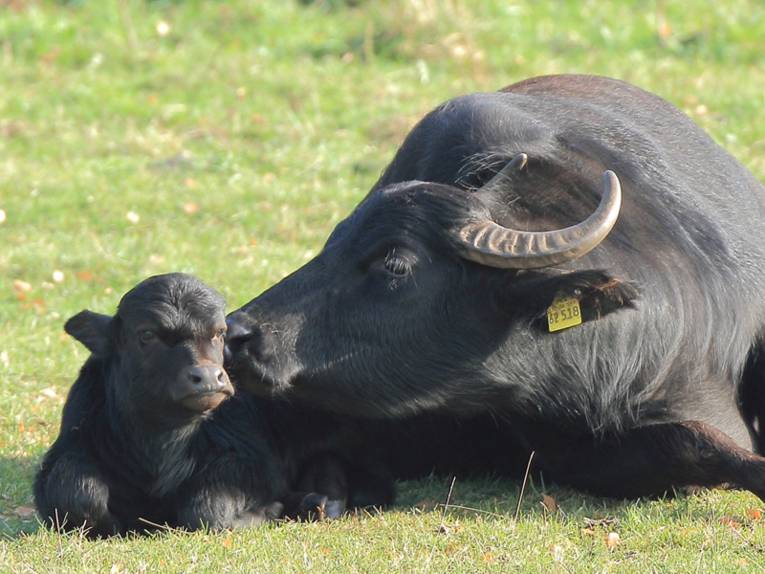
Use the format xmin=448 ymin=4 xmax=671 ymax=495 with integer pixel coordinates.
xmin=2 ymin=0 xmax=765 ymax=571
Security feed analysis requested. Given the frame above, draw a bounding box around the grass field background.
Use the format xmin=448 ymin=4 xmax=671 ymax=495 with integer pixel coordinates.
xmin=2 ymin=0 xmax=765 ymax=571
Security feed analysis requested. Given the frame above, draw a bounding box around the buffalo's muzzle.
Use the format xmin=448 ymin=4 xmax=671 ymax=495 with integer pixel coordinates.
xmin=224 ymin=310 xmax=298 ymax=393
xmin=224 ymin=312 xmax=258 ymax=364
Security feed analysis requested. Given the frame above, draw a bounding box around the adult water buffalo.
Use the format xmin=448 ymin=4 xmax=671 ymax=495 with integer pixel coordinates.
xmin=226 ymin=75 xmax=765 ymax=500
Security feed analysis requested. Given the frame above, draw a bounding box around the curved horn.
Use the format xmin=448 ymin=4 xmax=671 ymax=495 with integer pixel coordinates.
xmin=477 ymin=152 xmax=528 ymax=196
xmin=455 ymin=170 xmax=622 ymax=269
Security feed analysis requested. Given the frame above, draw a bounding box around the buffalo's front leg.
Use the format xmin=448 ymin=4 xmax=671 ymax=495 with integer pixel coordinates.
xmin=536 ymin=421 xmax=765 ymax=501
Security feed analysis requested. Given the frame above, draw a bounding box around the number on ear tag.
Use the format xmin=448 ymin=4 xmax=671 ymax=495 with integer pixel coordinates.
xmin=547 ymin=297 xmax=582 ymax=332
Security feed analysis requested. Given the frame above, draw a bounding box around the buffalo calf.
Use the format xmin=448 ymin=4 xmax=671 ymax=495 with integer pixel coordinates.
xmin=35 ymin=273 xmax=392 ymax=537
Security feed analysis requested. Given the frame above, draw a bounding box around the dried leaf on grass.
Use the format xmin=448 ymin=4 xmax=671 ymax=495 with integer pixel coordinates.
xmin=583 ymin=516 xmax=618 ymax=529
xmin=413 ymin=499 xmax=437 ymax=511
xmin=183 ymin=202 xmax=200 ymax=215
xmin=719 ymin=516 xmax=742 ymax=529
xmin=38 ymin=387 xmax=58 ymax=400
xmin=13 ymin=506 xmax=35 ymax=518
xmin=13 ymin=280 xmax=31 ymax=293
xmin=541 ymin=494 xmax=558 ymax=512
xmin=606 ymin=531 xmax=620 ymax=550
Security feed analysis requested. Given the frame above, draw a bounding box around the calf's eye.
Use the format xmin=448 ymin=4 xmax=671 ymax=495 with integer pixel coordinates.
xmin=213 ymin=328 xmax=225 ymax=341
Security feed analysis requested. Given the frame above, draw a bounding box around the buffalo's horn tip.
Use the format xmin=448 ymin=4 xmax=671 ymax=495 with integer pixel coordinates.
xmin=512 ymin=152 xmax=528 ymax=170
xmin=602 ymin=170 xmax=621 ymax=193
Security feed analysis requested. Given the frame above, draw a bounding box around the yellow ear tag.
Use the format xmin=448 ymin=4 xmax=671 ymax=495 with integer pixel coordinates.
xmin=547 ymin=297 xmax=582 ymax=332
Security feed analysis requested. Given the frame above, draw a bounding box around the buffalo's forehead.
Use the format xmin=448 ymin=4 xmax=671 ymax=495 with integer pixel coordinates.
xmin=118 ymin=273 xmax=225 ymax=336
xmin=328 ymin=181 xmax=472 ymax=250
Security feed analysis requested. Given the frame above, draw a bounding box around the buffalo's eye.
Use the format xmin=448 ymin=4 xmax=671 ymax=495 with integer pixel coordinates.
xmin=383 ymin=249 xmax=411 ymax=277
xmin=138 ymin=329 xmax=156 ymax=345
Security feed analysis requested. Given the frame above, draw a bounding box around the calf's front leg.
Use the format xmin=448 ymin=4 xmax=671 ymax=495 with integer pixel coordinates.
xmin=176 ymin=455 xmax=285 ymax=530
xmin=34 ymin=452 xmax=121 ymax=538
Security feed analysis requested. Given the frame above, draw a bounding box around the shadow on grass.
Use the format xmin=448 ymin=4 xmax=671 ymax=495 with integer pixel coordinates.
xmin=392 ymin=471 xmax=740 ymax=528
xmin=0 ymin=455 xmax=42 ymax=539
xmin=397 ymin=473 xmax=624 ymax=516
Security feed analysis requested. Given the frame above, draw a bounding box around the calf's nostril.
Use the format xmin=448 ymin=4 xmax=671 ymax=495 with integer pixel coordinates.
xmin=188 ymin=370 xmax=203 ymax=384
xmin=215 ymin=369 xmax=226 ymax=384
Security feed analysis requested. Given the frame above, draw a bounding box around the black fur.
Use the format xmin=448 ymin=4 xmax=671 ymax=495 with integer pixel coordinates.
xmin=226 ymin=75 xmax=765 ymax=501
xmin=35 ymin=273 xmax=393 ymax=537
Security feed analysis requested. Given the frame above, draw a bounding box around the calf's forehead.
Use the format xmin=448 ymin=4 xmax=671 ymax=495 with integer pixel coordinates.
xmin=117 ymin=274 xmax=225 ymax=332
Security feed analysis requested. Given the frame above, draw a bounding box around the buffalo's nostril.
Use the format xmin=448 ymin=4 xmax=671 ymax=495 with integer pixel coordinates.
xmin=224 ymin=313 xmax=257 ymax=363
xmin=226 ymin=315 xmax=254 ymax=343
xmin=215 ymin=369 xmax=226 ymax=384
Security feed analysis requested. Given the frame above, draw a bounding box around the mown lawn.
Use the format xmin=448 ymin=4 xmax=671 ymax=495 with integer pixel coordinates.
xmin=2 ymin=0 xmax=765 ymax=571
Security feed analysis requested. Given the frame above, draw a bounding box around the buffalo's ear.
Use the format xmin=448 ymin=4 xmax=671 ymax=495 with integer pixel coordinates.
xmin=64 ymin=310 xmax=113 ymax=355
xmin=506 ymin=270 xmax=639 ymax=330
xmin=549 ymin=270 xmax=639 ymax=321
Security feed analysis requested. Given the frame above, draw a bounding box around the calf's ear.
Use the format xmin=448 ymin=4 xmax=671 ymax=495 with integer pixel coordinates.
xmin=64 ymin=310 xmax=113 ymax=355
